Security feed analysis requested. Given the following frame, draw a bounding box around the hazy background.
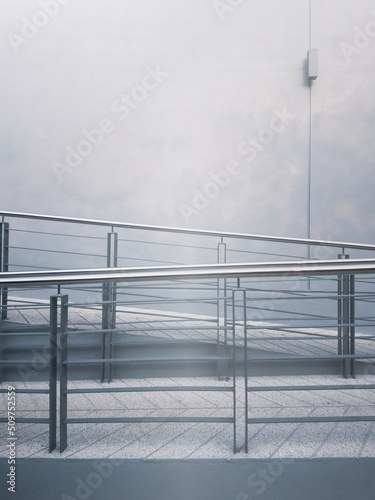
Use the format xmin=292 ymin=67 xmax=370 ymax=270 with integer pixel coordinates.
xmin=1 ymin=0 xmax=374 ymax=244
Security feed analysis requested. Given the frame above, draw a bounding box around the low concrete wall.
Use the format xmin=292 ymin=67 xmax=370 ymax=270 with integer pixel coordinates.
xmin=1 ymin=458 xmax=375 ymax=500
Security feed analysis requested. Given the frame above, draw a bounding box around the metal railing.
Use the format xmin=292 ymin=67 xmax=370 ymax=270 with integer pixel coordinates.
xmin=2 ymin=210 xmax=375 ymax=340
xmin=1 ymin=258 xmax=375 ymax=453
xmin=1 ymin=212 xmax=375 ymax=453
xmin=57 ymin=292 xmax=237 ymax=453
xmin=0 ymin=297 xmax=57 ymax=452
xmin=2 ymin=210 xmax=375 ymax=251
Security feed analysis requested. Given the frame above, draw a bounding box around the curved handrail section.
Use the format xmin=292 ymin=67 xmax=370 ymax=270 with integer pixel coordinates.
xmin=1 ymin=259 xmax=375 ymax=287
xmin=1 ymin=210 xmax=375 ymax=251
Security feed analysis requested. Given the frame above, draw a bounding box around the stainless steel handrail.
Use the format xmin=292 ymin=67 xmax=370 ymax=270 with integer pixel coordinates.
xmin=1 ymin=259 xmax=375 ymax=287
xmin=2 ymin=257 xmax=375 ymax=278
xmin=2 ymin=210 xmax=375 ymax=251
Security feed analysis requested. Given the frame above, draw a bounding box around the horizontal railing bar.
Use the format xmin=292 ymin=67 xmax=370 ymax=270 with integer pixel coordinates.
xmin=10 ymin=245 xmax=104 ymax=258
xmin=109 ymin=290 xmax=218 ymax=299
xmin=64 ymin=355 xmax=231 ymax=365
xmin=2 ymin=286 xmax=56 ymax=292
xmin=247 ymin=327 xmax=375 ymax=336
xmin=68 ymin=296 xmax=226 ymax=307
xmin=247 ymin=416 xmax=375 ymax=424
xmin=117 ymin=277 xmax=221 ymax=285
xmin=60 ymin=340 xmax=223 ymax=349
xmin=117 ymin=313 xmax=220 ymax=323
xmin=0 ymin=299 xmax=50 ymax=307
xmin=0 ymin=418 xmax=50 ymax=423
xmin=355 ymin=278 xmax=375 ymax=284
xmin=247 ymin=334 xmax=375 ymax=341
xmin=118 ymin=256 xmax=182 ymax=265
xmin=60 ymin=330 xmax=372 ymax=343
xmin=65 ymin=326 xmax=229 ymax=335
xmin=247 ymin=384 xmax=375 ymax=392
xmin=0 ymin=330 xmax=49 ymax=337
xmin=276 ymin=326 xmax=375 ymax=334
xmin=244 ymin=308 xmax=337 ymax=322
xmin=65 ymin=417 xmax=234 ymax=424
xmin=241 ymin=293 xmax=358 ymax=301
xmin=66 ymin=386 xmax=233 ymax=394
xmin=245 ymin=335 xmax=336 ymax=341
xmin=245 ymin=323 xmax=360 ymax=330
xmin=76 ymin=306 xmax=217 ymax=323
xmin=4 ymin=258 xmax=375 ymax=278
xmin=92 ymin=299 xmax=222 ymax=309
xmin=1 ymin=344 xmax=50 ymax=350
xmin=2 ymin=259 xmax=375 ymax=287
xmin=245 ymin=354 xmax=375 ymax=361
xmin=115 ymin=284 xmax=222 ymax=290
xmin=68 ymin=309 xmax=219 ymax=325
xmin=0 ymin=360 xmax=49 ymax=365
xmin=241 ymin=276 xmax=340 ymax=285
xmin=9 ymin=264 xmax=61 ymax=271
xmin=109 ymin=315 xmax=218 ymax=324
xmin=227 ymin=248 xmax=306 ymax=260
xmin=332 ymin=335 xmax=374 ymax=341
xmin=110 ymin=337 xmax=226 ymax=345
xmin=0 ymin=389 xmax=50 ymax=394
xmin=118 ymin=237 xmax=216 ymax=252
xmin=114 ymin=317 xmax=218 ymax=324
xmin=2 ymin=210 xmax=375 ymax=250
xmin=10 ymin=227 xmax=106 ymax=240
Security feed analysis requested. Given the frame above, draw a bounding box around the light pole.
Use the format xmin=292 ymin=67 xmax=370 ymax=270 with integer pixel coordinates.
xmin=307 ymin=0 xmax=317 ymax=262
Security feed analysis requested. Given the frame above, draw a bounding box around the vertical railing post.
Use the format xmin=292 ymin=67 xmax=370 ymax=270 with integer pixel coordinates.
xmin=233 ymin=285 xmax=247 ymax=453
xmin=101 ymin=230 xmax=118 ymax=383
xmin=217 ymin=239 xmax=227 ymax=380
xmin=107 ymin=230 xmax=118 ymax=330
xmin=217 ymin=239 xmax=227 ymax=343
xmin=338 ymin=253 xmax=350 ymax=378
xmin=343 ymin=274 xmax=350 ymax=379
xmin=49 ymin=296 xmax=58 ymax=452
xmin=337 ymin=274 xmax=342 ymax=356
xmin=0 ymin=222 xmax=9 ymax=382
xmin=101 ymin=282 xmax=110 ymax=383
xmin=349 ymin=274 xmax=356 ymax=378
xmin=0 ymin=221 xmax=9 ymax=320
xmin=59 ymin=294 xmax=69 ymax=452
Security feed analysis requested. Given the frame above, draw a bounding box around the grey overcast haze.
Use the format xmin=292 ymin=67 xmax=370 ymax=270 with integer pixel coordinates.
xmin=1 ymin=0 xmax=375 ymax=244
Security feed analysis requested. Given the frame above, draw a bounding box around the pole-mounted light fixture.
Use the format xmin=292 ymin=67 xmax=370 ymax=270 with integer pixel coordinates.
xmin=307 ymin=48 xmax=318 ymax=80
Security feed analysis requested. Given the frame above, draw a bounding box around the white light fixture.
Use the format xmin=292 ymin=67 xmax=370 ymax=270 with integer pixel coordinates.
xmin=307 ymin=49 xmax=318 ymax=80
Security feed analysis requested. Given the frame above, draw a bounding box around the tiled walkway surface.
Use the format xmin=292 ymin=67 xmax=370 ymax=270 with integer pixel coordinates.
xmin=1 ymin=375 xmax=375 ymax=460
xmin=1 ymin=301 xmax=375 ymax=460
